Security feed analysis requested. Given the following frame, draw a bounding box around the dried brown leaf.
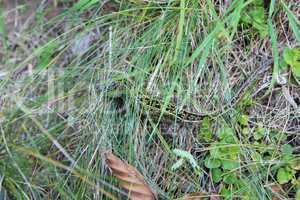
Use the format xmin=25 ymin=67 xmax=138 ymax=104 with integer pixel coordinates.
xmin=270 ymin=184 xmax=282 ymax=193
xmin=105 ymin=152 xmax=156 ymax=200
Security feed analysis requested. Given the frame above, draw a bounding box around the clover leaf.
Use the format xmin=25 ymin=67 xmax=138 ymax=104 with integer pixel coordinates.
xmin=241 ymin=4 xmax=268 ymax=38
xmin=222 ymin=159 xmax=240 ymax=170
xmin=277 ymin=167 xmax=295 ymax=184
xmin=238 ymin=114 xmax=249 ymax=126
xmin=211 ymin=168 xmax=223 ymax=183
xmin=200 ymin=117 xmax=213 ymax=142
xmin=220 ymin=186 xmax=232 ymax=199
xmin=283 ymin=47 xmax=300 ymax=77
xmin=205 ymin=157 xmax=221 ymax=169
xmin=223 ymin=173 xmax=239 ymax=184
xmin=282 ymin=144 xmax=294 ymax=161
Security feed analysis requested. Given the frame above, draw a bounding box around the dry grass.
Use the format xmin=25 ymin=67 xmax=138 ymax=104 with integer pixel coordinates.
xmin=0 ymin=0 xmax=300 ymax=199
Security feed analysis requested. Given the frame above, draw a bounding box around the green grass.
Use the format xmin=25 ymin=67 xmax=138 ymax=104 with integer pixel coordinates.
xmin=0 ymin=0 xmax=300 ymax=199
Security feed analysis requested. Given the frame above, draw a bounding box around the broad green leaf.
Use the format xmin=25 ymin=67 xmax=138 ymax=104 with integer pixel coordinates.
xmin=283 ymin=47 xmax=300 ymax=77
xmin=217 ymin=141 xmax=237 ymax=156
xmin=222 ymin=159 xmax=240 ymax=170
xmin=242 ymin=13 xmax=252 ymax=24
xmin=280 ymin=57 xmax=288 ymax=70
xmin=251 ymin=151 xmax=262 ymax=161
xmin=270 ymin=130 xmax=287 ymax=142
xmin=205 ymin=157 xmax=221 ymax=169
xmin=220 ymin=186 xmax=232 ymax=199
xmin=240 ymin=2 xmax=268 ymax=38
xmin=229 ymin=145 xmax=241 ymax=154
xmin=250 ymin=7 xmax=268 ymax=37
xmin=240 ymin=91 xmax=254 ymax=106
xmin=224 ymin=135 xmax=236 ymax=143
xmin=252 ymin=0 xmax=264 ymax=6
xmin=277 ymin=167 xmax=295 ymax=184
xmin=210 ymin=144 xmax=222 ymax=159
xmin=211 ymin=168 xmax=222 ymax=183
xmin=282 ymin=144 xmax=293 ymax=155
xmin=238 ymin=114 xmax=249 ymax=126
xmin=254 ymin=126 xmax=266 ymax=140
xmin=242 ymin=127 xmax=249 ymax=135
xmin=217 ymin=127 xmax=234 ymax=140
xmin=223 ymin=173 xmax=238 ymax=184
xmin=200 ymin=117 xmax=213 ymax=141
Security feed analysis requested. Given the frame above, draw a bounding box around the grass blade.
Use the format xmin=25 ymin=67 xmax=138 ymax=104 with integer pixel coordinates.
xmin=281 ymin=0 xmax=300 ymax=43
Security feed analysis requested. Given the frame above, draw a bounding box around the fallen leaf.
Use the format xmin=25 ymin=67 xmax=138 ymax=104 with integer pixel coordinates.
xmin=270 ymin=184 xmax=282 ymax=193
xmin=105 ymin=152 xmax=156 ymax=200
xmin=272 ymin=197 xmax=280 ymax=200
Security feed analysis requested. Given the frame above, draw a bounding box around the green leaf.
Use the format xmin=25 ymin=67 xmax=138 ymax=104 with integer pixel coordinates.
xmin=211 ymin=168 xmax=222 ymax=183
xmin=242 ymin=127 xmax=249 ymax=135
xmin=251 ymin=151 xmax=262 ymax=161
xmin=241 ymin=13 xmax=252 ymax=25
xmin=277 ymin=167 xmax=295 ymax=184
xmin=220 ymin=186 xmax=232 ymax=199
xmin=200 ymin=117 xmax=213 ymax=141
xmin=218 ymin=127 xmax=234 ymax=140
xmin=205 ymin=157 xmax=221 ymax=169
xmin=223 ymin=173 xmax=238 ymax=184
xmin=210 ymin=143 xmax=222 ymax=158
xmin=270 ymin=130 xmax=287 ymax=142
xmin=282 ymin=144 xmax=293 ymax=155
xmin=222 ymin=159 xmax=240 ymax=170
xmin=252 ymin=0 xmax=264 ymax=6
xmin=238 ymin=114 xmax=249 ymax=126
xmin=250 ymin=7 xmax=268 ymax=37
xmin=296 ymin=189 xmax=300 ymax=200
xmin=283 ymin=47 xmax=300 ymax=77
xmin=225 ymin=135 xmax=236 ymax=143
xmin=280 ymin=58 xmax=288 ymax=70
xmin=254 ymin=125 xmax=266 ymax=140
xmin=241 ymin=3 xmax=268 ymax=38
xmin=230 ymin=145 xmax=241 ymax=154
